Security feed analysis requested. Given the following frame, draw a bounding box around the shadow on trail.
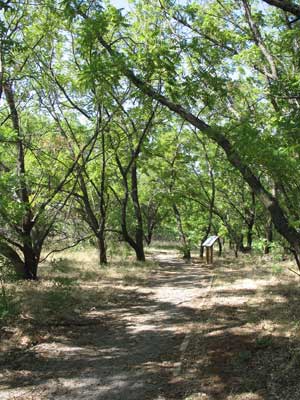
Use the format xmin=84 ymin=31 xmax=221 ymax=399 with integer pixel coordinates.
xmin=1 ymin=255 xmax=300 ymax=400
xmin=178 ymin=277 xmax=300 ymax=400
xmin=0 ymin=283 xmax=190 ymax=400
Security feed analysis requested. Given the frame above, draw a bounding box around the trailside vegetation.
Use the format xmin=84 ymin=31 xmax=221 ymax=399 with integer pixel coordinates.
xmin=0 ymin=0 xmax=300 ymax=277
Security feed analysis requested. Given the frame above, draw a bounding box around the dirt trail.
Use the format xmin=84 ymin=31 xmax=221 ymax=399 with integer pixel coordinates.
xmin=2 ymin=251 xmax=300 ymax=400
xmin=0 ymin=251 xmax=214 ymax=400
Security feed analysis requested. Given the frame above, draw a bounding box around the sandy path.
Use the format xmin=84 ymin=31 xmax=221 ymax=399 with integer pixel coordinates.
xmin=0 ymin=251 xmax=214 ymax=400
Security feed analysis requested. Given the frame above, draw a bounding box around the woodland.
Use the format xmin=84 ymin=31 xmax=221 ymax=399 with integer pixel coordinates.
xmin=1 ymin=0 xmax=300 ymax=279
xmin=2 ymin=1 xmax=300 ymax=399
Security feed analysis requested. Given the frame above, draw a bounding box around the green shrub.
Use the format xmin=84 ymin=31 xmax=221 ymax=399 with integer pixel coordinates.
xmin=255 ymin=335 xmax=274 ymax=348
xmin=177 ymin=242 xmax=191 ymax=259
xmin=49 ymin=257 xmax=73 ymax=273
xmin=270 ymin=263 xmax=284 ymax=275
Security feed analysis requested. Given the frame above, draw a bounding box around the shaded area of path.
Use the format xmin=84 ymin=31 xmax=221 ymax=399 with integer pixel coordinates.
xmin=0 ymin=251 xmax=214 ymax=400
xmin=3 ymin=251 xmax=299 ymax=400
xmin=178 ymin=256 xmax=300 ymax=400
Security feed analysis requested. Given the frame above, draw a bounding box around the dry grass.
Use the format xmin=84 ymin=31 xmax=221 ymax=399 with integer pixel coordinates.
xmin=0 ymin=247 xmax=159 ymax=356
xmin=181 ymin=253 xmax=300 ymax=400
xmin=43 ymin=246 xmax=158 ymax=281
xmin=1 ymin=247 xmax=300 ymax=400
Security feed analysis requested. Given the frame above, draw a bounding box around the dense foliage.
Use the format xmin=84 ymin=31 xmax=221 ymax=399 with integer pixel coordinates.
xmin=0 ymin=0 xmax=300 ymax=278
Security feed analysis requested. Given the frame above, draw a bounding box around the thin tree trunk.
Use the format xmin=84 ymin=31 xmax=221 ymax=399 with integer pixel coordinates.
xmin=264 ymin=221 xmax=273 ymax=254
xmin=234 ymin=246 xmax=239 ymax=258
xmin=238 ymin=234 xmax=246 ymax=252
xmin=4 ymin=81 xmax=39 ymax=279
xmin=131 ymin=160 xmax=145 ymax=261
xmin=242 ymin=0 xmax=278 ymax=79
xmin=195 ymin=135 xmax=215 ymax=259
xmin=99 ymin=121 xmax=108 ymax=264
xmin=143 ymin=202 xmax=159 ymax=246
xmin=217 ymin=237 xmax=222 ymax=256
xmin=116 ymin=156 xmax=145 ymax=261
xmin=245 ymin=191 xmax=256 ymax=251
xmin=76 ymin=113 xmax=108 ymax=266
xmin=246 ymin=226 xmax=253 ymax=250
xmin=97 ymin=235 xmax=107 ymax=264
xmin=173 ymin=203 xmax=191 ymax=260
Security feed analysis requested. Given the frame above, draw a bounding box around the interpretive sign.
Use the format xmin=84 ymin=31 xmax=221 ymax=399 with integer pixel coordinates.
xmin=202 ymin=235 xmax=219 ymax=248
xmin=202 ymin=235 xmax=219 ymax=265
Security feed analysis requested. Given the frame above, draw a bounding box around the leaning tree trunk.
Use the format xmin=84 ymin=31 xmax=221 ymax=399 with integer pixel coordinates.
xmin=87 ymin=28 xmax=300 ymax=267
xmin=102 ymin=38 xmax=300 ymax=252
xmin=0 ymin=242 xmax=24 ymax=277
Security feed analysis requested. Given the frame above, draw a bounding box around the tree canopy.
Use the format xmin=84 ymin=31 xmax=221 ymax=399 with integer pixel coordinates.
xmin=0 ymin=0 xmax=300 ymax=277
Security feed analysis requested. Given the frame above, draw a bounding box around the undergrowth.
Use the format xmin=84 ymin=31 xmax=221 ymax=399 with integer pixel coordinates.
xmin=0 ymin=248 xmax=158 ymax=334
xmin=0 ymin=257 xmax=19 ymax=321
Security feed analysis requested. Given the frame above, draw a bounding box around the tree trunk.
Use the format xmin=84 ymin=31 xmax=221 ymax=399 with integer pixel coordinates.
xmin=144 ymin=232 xmax=152 ymax=246
xmin=23 ymin=241 xmax=39 ymax=280
xmin=200 ymin=245 xmax=205 ymax=259
xmin=135 ymin=233 xmax=145 ymax=261
xmin=217 ymin=237 xmax=222 ymax=256
xmin=131 ymin=160 xmax=145 ymax=262
xmin=245 ymin=191 xmax=255 ymax=251
xmin=117 ymin=158 xmax=146 ymax=262
xmin=238 ymin=234 xmax=246 ymax=253
xmin=77 ymin=120 xmax=108 ymax=266
xmin=246 ymin=210 xmax=255 ymax=251
xmin=4 ymin=81 xmax=38 ymax=279
xmin=246 ymin=227 xmax=253 ymax=250
xmin=134 ymin=239 xmax=146 ymax=261
xmin=143 ymin=202 xmax=159 ymax=246
xmin=99 ymin=122 xmax=108 ymax=264
xmin=0 ymin=242 xmax=24 ymax=277
xmin=234 ymin=246 xmax=239 ymax=258
xmin=173 ymin=203 xmax=191 ymax=260
xmin=198 ymin=138 xmax=215 ymax=259
xmin=97 ymin=234 xmax=107 ymax=264
xmin=264 ymin=221 xmax=273 ymax=254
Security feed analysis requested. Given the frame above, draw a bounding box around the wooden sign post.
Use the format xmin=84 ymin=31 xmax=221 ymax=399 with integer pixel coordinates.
xmin=202 ymin=235 xmax=219 ymax=265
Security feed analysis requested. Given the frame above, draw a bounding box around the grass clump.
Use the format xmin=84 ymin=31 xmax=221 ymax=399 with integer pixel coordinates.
xmin=0 ymin=257 xmax=20 ymax=322
xmin=269 ymin=263 xmax=284 ymax=275
xmin=0 ymin=249 xmax=158 ymax=332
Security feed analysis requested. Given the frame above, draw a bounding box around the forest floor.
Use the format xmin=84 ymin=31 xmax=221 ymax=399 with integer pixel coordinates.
xmin=1 ymin=247 xmax=300 ymax=400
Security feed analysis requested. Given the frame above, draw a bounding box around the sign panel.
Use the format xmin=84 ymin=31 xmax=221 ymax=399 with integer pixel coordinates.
xmin=202 ymin=235 xmax=219 ymax=247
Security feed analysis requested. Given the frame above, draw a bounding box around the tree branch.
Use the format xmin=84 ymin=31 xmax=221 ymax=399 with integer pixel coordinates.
xmin=263 ymin=0 xmax=300 ymax=17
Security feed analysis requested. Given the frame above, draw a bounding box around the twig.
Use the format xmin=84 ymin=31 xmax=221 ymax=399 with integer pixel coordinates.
xmin=288 ymin=267 xmax=300 ymax=278
xmin=39 ymin=235 xmax=94 ymax=263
